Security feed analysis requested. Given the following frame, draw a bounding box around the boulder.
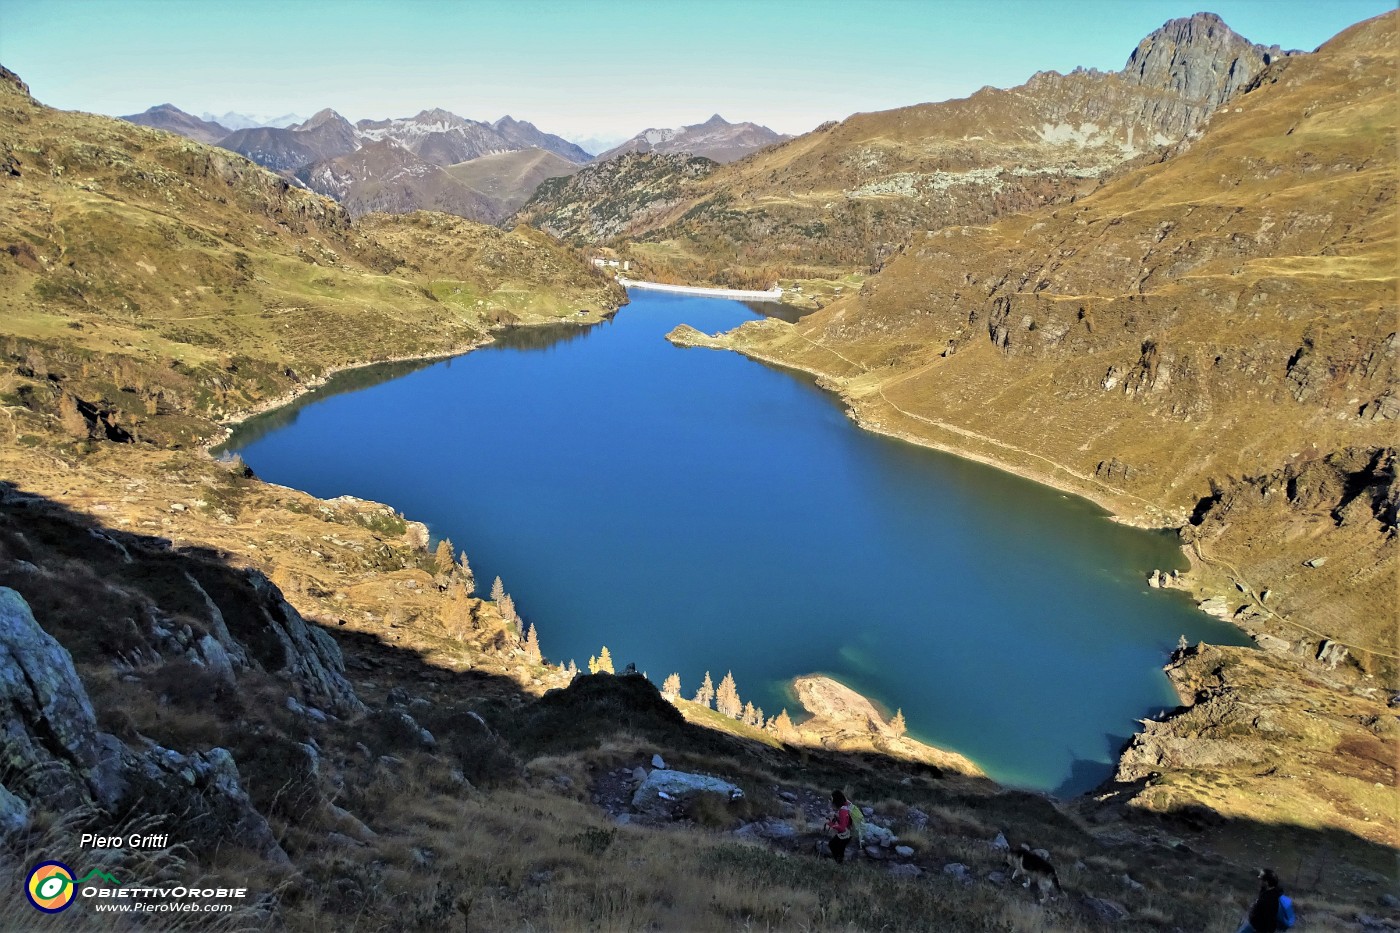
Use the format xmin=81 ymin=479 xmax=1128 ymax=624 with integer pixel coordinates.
xmin=1316 ymin=640 xmax=1349 ymax=669
xmin=651 ymin=754 xmax=666 ymax=769
xmin=733 ymin=820 xmax=798 ymax=844
xmin=991 ymin=831 xmax=1010 ymax=851
xmin=1083 ymin=897 xmax=1130 ymax=922
xmin=942 ymin=863 xmax=973 ymax=885
xmin=631 ymin=769 xmax=742 ymax=815
xmin=862 ymin=823 xmax=896 ymax=847
xmin=895 ymin=845 xmax=915 ymax=858
xmin=0 ymin=782 xmax=30 ymax=839
xmin=888 ymin=863 xmax=923 ymax=877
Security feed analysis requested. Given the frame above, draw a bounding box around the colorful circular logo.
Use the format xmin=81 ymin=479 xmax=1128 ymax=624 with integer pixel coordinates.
xmin=26 ymin=861 xmax=76 ymax=913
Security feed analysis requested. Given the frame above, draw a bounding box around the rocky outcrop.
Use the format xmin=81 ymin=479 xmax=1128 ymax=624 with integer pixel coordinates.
xmin=0 ymin=587 xmax=287 ymax=859
xmin=0 ymin=587 xmax=126 ymax=809
xmin=1122 ymin=12 xmax=1291 ymax=134
xmin=790 ymin=675 xmax=983 ymax=775
xmin=514 ymin=152 xmax=719 ymax=243
xmin=1099 ymin=643 xmax=1397 ymax=848
xmin=247 ymin=569 xmax=365 ymax=716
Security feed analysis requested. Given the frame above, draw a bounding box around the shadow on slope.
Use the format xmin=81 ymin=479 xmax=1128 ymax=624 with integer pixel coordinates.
xmin=0 ymin=486 xmax=1394 ymax=930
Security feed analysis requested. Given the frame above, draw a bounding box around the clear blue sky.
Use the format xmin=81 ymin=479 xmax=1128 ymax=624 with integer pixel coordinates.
xmin=1 ymin=0 xmax=1391 ymax=143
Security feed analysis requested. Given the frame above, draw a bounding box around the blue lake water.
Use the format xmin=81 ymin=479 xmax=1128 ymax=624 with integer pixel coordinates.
xmin=225 ymin=291 xmax=1252 ymax=794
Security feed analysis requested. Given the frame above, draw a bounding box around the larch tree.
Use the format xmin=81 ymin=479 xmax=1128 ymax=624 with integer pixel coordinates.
xmin=596 ymin=646 xmax=615 ymax=674
xmin=499 ymin=593 xmax=517 ymax=625
xmin=523 ymin=623 xmax=542 ymax=663
xmin=694 ymin=671 xmax=715 ymax=708
xmin=716 ymin=671 xmax=741 ymax=719
xmin=773 ymin=709 xmax=796 ymax=741
xmin=891 ymin=708 xmax=907 ymax=738
xmin=742 ymin=701 xmax=758 ymax=727
xmin=490 ymin=576 xmax=505 ymax=604
xmin=434 ymin=538 xmax=456 ymax=575
xmin=661 ymin=673 xmax=681 ymax=700
xmin=458 ymin=550 xmax=476 ymax=594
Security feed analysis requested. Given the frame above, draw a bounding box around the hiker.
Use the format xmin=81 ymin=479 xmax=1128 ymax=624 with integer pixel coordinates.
xmin=825 ymin=790 xmax=853 ymax=863
xmin=1236 ymin=868 xmax=1295 ymax=933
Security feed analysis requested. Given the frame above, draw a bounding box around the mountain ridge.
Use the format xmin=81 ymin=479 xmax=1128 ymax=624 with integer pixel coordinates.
xmin=594 ymin=113 xmax=791 ymax=164
xmin=521 ymin=13 xmax=1296 ymax=285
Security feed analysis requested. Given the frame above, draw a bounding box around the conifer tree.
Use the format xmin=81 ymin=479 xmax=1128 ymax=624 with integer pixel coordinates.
xmin=434 ymin=538 xmax=455 ymax=574
xmin=567 ymin=659 xmax=578 ymax=676
xmin=440 ymin=580 xmax=472 ymax=640
xmin=754 ymin=706 xmax=765 ymax=728
xmin=596 ymin=646 xmax=615 ymax=674
xmin=891 ymin=708 xmax=907 ymax=738
xmin=587 ymin=654 xmax=599 ymax=674
xmin=458 ymin=550 xmax=476 ymax=594
xmin=716 ymin=671 xmax=742 ymax=719
xmin=490 ymin=576 xmax=505 ymax=604
xmin=773 ymin=709 xmax=796 ymax=741
xmin=694 ymin=671 xmax=715 ymax=708
xmin=742 ymin=701 xmax=757 ymax=727
xmin=523 ymin=623 xmax=542 ymax=663
xmin=661 ymin=673 xmax=681 ymax=700
xmin=499 ymin=593 xmax=517 ymax=625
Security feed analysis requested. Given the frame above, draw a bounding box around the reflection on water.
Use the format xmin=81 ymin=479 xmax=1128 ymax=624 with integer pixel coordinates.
xmin=739 ymin=299 xmax=816 ymax=323
xmin=218 ymin=322 xmax=603 ymax=451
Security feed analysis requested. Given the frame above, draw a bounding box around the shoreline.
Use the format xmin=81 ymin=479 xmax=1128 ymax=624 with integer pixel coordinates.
xmin=202 ymin=303 xmax=1243 ymax=802
xmin=205 ymin=309 xmax=619 ymax=452
xmin=667 ymin=325 xmax=1180 ymax=531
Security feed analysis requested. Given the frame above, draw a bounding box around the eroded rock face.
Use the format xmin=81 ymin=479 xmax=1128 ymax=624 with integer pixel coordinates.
xmin=0 ymin=587 xmax=126 ymax=809
xmin=0 ymin=587 xmax=286 ymax=860
xmin=247 ymin=569 xmax=364 ymax=716
xmin=1122 ymin=12 xmax=1291 ymax=130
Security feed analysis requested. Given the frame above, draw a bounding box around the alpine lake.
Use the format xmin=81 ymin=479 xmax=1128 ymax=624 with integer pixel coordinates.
xmin=223 ymin=290 xmax=1252 ymax=795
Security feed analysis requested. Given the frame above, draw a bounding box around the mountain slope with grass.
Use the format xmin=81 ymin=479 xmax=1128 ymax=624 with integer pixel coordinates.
xmin=671 ymin=10 xmax=1398 ymax=852
xmin=521 ymin=14 xmax=1292 ymax=286
xmin=0 ymin=27 xmax=1396 ymax=933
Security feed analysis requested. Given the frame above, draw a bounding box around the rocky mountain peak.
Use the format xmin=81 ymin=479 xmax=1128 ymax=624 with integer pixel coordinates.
xmin=698 ymin=113 xmax=729 ymax=127
xmin=298 ymin=108 xmax=352 ymax=131
xmin=1122 ymin=12 xmax=1290 ymax=110
xmin=0 ymin=64 xmax=30 ymax=97
xmin=413 ymin=107 xmax=467 ymax=126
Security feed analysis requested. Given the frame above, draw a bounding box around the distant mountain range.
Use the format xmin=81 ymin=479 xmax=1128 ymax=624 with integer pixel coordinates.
xmin=594 ymin=114 xmax=790 ymax=164
xmin=117 ymin=103 xmax=791 ymax=225
xmin=200 ymin=110 xmax=304 ymax=130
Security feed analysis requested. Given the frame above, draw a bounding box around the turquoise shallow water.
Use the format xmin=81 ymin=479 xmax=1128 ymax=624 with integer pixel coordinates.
xmin=225 ymin=291 xmax=1252 ymax=794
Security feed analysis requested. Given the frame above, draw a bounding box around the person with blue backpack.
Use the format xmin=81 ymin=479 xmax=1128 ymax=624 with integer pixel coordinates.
xmin=1237 ymin=868 xmax=1296 ymax=932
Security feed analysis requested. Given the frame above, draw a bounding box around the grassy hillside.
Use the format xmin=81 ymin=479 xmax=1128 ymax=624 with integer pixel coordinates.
xmin=444 ymin=147 xmax=582 ymax=218
xmin=0 ymin=57 xmax=1395 ymax=932
xmin=518 ymin=15 xmax=1287 ymax=288
xmin=686 ymin=12 xmax=1396 ymax=654
xmin=0 ymin=66 xmax=622 ymax=448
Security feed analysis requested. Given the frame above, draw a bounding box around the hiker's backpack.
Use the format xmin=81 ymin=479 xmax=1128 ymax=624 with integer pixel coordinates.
xmin=847 ymin=803 xmax=866 ymax=844
xmin=1278 ymin=894 xmax=1296 ymax=930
